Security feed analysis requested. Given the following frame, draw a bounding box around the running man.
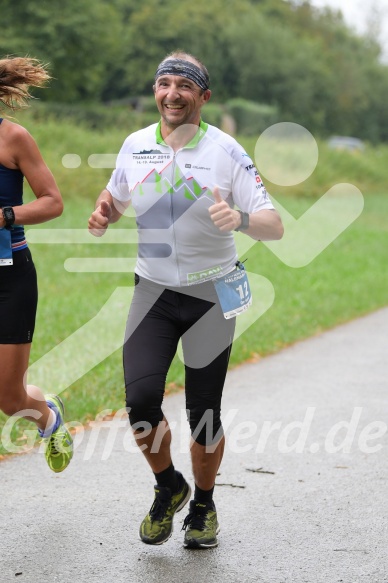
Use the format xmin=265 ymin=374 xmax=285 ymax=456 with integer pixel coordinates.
xmin=88 ymin=51 xmax=283 ymax=547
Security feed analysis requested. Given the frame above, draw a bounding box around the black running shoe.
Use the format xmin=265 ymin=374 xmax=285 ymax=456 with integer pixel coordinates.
xmin=182 ymin=500 xmax=219 ymax=549
xmin=139 ymin=473 xmax=191 ymax=545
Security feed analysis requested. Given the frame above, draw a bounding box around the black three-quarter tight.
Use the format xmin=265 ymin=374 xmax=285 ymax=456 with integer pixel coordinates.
xmin=0 ymin=248 xmax=38 ymax=344
xmin=123 ymin=274 xmax=236 ymax=446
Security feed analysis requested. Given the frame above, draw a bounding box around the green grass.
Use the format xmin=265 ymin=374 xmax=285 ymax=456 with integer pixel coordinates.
xmin=0 ymin=112 xmax=387 ymax=456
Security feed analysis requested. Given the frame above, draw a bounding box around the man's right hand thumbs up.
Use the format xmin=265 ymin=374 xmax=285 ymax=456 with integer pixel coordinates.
xmin=100 ymin=200 xmax=112 ymax=218
xmin=88 ymin=198 xmax=112 ymax=237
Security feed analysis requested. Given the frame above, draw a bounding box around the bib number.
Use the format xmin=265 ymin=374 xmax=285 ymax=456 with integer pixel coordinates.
xmin=0 ymin=228 xmax=13 ymax=266
xmin=213 ymin=262 xmax=252 ymax=319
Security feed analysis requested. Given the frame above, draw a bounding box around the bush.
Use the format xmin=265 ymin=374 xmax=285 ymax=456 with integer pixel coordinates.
xmin=225 ymin=98 xmax=279 ymax=136
xmin=27 ymin=101 xmax=141 ymax=132
xmin=136 ymin=96 xmax=159 ymax=114
xmin=24 ymin=98 xmax=280 ymax=137
xmin=201 ymin=102 xmax=224 ymax=127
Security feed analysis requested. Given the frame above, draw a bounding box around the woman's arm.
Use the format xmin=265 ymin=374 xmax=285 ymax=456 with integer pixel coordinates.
xmin=0 ymin=124 xmax=63 ymax=228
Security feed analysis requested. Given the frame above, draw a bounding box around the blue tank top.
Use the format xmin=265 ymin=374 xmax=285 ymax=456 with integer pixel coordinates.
xmin=0 ymin=118 xmax=27 ymax=250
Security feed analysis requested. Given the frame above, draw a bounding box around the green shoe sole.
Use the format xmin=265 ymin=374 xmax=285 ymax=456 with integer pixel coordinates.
xmin=43 ymin=394 xmax=74 ymax=473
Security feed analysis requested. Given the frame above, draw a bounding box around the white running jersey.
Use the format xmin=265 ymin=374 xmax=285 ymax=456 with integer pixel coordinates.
xmin=106 ymin=120 xmax=274 ymax=287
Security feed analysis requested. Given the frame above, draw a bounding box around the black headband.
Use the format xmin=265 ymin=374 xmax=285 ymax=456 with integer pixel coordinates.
xmin=154 ymin=58 xmax=209 ymax=91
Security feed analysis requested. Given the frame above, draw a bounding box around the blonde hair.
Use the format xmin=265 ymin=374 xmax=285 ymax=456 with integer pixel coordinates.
xmin=0 ymin=56 xmax=50 ymax=111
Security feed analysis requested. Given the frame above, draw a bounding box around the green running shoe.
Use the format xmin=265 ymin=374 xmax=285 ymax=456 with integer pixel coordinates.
xmin=182 ymin=500 xmax=219 ymax=549
xmin=43 ymin=395 xmax=73 ymax=473
xmin=139 ymin=473 xmax=191 ymax=545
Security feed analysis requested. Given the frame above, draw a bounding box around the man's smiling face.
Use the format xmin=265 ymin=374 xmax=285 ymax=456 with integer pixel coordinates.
xmin=154 ymin=70 xmax=211 ymax=131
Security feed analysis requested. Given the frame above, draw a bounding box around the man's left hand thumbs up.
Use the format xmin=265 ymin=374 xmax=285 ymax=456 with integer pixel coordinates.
xmin=209 ymin=185 xmax=242 ymax=232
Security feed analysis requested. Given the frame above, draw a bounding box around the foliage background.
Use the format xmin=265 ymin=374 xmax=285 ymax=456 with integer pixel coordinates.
xmin=1 ymin=0 xmax=387 ymax=453
xmin=2 ymin=0 xmax=388 ymax=141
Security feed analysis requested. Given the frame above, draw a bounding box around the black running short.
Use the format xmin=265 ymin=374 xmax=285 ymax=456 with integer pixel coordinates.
xmin=0 ymin=247 xmax=38 ymax=343
xmin=123 ymin=274 xmax=236 ymax=446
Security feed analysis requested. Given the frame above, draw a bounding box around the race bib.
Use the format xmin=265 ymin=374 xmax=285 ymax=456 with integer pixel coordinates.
xmin=213 ymin=261 xmax=252 ymax=319
xmin=0 ymin=228 xmax=13 ymax=266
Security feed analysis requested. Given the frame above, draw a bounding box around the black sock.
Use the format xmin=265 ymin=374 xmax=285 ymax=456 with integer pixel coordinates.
xmin=194 ymin=484 xmax=214 ymax=505
xmin=154 ymin=463 xmax=179 ymax=492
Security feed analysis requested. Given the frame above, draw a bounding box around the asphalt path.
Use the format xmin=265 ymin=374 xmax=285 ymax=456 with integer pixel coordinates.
xmin=1 ymin=308 xmax=387 ymax=583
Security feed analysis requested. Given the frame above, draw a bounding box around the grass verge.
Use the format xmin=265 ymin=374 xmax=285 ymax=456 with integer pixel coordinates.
xmin=0 ymin=113 xmax=387 ymax=456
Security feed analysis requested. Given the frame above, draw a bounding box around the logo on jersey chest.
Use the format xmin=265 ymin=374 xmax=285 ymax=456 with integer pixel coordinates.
xmin=132 ymin=149 xmax=172 ymax=165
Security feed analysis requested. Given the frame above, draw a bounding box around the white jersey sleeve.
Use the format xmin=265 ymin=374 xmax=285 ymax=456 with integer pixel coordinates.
xmin=106 ymin=138 xmax=131 ymax=201
xmin=227 ymin=140 xmax=273 ymax=213
xmin=231 ymin=149 xmax=274 ymax=213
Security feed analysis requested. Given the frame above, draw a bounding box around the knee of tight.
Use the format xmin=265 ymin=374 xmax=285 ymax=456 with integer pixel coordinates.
xmin=125 ymin=379 xmax=223 ymax=446
xmin=125 ymin=377 xmax=164 ymax=429
xmin=187 ymin=406 xmax=223 ymax=447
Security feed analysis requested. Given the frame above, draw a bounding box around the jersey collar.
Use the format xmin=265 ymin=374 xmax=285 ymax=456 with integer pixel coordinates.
xmin=156 ymin=119 xmax=208 ymax=149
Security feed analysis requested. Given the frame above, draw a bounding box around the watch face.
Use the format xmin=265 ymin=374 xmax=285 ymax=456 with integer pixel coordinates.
xmin=240 ymin=212 xmax=249 ymax=230
xmin=2 ymin=207 xmax=15 ymax=227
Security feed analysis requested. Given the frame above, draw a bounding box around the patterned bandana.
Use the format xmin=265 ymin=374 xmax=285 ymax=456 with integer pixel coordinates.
xmin=154 ymin=58 xmax=209 ymax=91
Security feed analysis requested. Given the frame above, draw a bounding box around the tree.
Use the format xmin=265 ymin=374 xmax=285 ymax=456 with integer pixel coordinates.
xmin=0 ymin=0 xmax=123 ymax=102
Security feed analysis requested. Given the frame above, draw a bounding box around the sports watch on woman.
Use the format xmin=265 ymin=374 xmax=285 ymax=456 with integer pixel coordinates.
xmin=1 ymin=207 xmax=15 ymax=229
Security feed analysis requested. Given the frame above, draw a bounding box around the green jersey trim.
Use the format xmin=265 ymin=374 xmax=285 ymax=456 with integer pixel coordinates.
xmin=156 ymin=119 xmax=208 ymax=148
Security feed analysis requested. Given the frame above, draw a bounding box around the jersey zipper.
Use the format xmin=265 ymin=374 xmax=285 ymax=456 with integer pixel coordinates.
xmin=169 ymin=150 xmax=182 ymax=286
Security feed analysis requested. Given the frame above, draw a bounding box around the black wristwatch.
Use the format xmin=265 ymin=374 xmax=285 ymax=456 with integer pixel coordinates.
xmin=234 ymin=210 xmax=249 ymax=232
xmin=1 ymin=206 xmax=16 ymax=230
